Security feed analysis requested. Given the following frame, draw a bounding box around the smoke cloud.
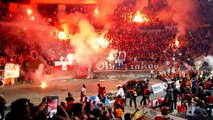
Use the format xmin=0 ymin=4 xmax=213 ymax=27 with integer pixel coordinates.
xmin=205 ymin=56 xmax=213 ymax=75
xmin=194 ymin=56 xmax=205 ymax=70
xmin=57 ymin=12 xmax=106 ymax=65
xmin=95 ymin=0 xmax=124 ymax=28
xmin=158 ymin=0 xmax=199 ymax=36
xmin=33 ymin=63 xmax=44 ymax=82
xmin=1 ymin=4 xmax=108 ymax=81
xmin=10 ymin=4 xmax=104 ymax=66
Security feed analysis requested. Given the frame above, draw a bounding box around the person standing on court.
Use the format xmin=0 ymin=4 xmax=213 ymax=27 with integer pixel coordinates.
xmin=80 ymin=84 xmax=86 ymax=102
xmin=116 ymin=84 xmax=125 ymax=103
xmin=130 ymin=87 xmax=137 ymax=109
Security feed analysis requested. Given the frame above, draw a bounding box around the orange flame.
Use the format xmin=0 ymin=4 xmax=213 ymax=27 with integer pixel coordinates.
xmin=94 ymin=7 xmax=99 ymax=15
xmin=132 ymin=11 xmax=149 ymax=23
xmin=30 ymin=16 xmax=35 ymax=21
xmin=94 ymin=7 xmax=99 ymax=17
xmin=57 ymin=31 xmax=70 ymax=41
xmin=175 ymin=39 xmax=179 ymax=48
xmin=40 ymin=81 xmax=47 ymax=88
xmin=98 ymin=34 xmax=109 ymax=48
xmin=27 ymin=8 xmax=32 ymax=16
xmin=107 ymin=52 xmax=115 ymax=61
xmin=56 ymin=23 xmax=71 ymax=41
xmin=26 ymin=8 xmax=35 ymax=21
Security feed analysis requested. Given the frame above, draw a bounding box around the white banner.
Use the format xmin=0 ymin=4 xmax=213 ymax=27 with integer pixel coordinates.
xmin=4 ymin=63 xmax=20 ymax=78
xmin=151 ymin=83 xmax=167 ymax=94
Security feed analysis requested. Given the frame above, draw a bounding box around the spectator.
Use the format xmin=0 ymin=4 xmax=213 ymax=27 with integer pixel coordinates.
xmin=114 ymin=95 xmax=124 ymax=112
xmin=93 ymin=108 xmax=103 ymax=119
xmin=71 ymin=103 xmax=85 ymax=119
xmin=150 ymin=69 xmax=154 ymax=78
xmin=114 ymin=103 xmax=123 ymax=120
xmin=172 ymin=82 xmax=180 ymax=109
xmin=108 ymin=107 xmax=115 ymax=119
xmin=66 ymin=92 xmax=75 ymax=102
xmin=80 ymin=84 xmax=86 ymax=102
xmin=165 ymin=84 xmax=174 ymax=112
xmin=97 ymin=83 xmax=102 ymax=98
xmin=100 ymin=87 xmax=106 ymax=103
xmin=116 ymin=84 xmax=125 ymax=105
xmin=192 ymin=78 xmax=198 ymax=96
xmin=155 ymin=106 xmax=172 ymax=120
xmin=124 ymin=113 xmax=132 ymax=120
xmin=84 ymin=99 xmax=92 ymax=117
xmin=192 ymin=107 xmax=208 ymax=120
xmin=129 ymin=87 xmax=137 ymax=109
xmin=0 ymin=94 xmax=6 ymax=120
xmin=140 ymin=86 xmax=150 ymax=105
xmin=5 ymin=98 xmax=46 ymax=120
xmin=65 ymin=92 xmax=75 ymax=117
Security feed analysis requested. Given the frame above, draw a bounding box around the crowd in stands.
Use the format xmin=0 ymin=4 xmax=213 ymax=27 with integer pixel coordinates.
xmin=153 ymin=70 xmax=213 ymax=120
xmin=0 ymin=26 xmax=74 ymax=68
xmin=0 ymin=1 xmax=212 ymax=67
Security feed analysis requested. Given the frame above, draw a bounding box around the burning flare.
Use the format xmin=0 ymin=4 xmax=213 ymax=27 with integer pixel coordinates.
xmin=30 ymin=16 xmax=35 ymax=21
xmin=175 ymin=39 xmax=179 ymax=48
xmin=57 ymin=31 xmax=70 ymax=41
xmin=94 ymin=7 xmax=99 ymax=15
xmin=98 ymin=35 xmax=109 ymax=48
xmin=40 ymin=81 xmax=47 ymax=88
xmin=26 ymin=8 xmax=32 ymax=16
xmin=107 ymin=52 xmax=115 ymax=61
xmin=132 ymin=10 xmax=149 ymax=23
xmin=107 ymin=49 xmax=118 ymax=61
xmin=26 ymin=8 xmax=35 ymax=21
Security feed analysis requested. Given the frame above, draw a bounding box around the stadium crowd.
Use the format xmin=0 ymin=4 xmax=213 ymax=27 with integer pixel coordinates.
xmin=0 ymin=0 xmax=213 ymax=120
xmin=153 ymin=69 xmax=213 ymax=120
xmin=0 ymin=0 xmax=213 ymax=67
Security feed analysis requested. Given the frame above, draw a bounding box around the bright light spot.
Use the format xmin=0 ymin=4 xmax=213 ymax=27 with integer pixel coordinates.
xmin=27 ymin=8 xmax=32 ymax=16
xmin=67 ymin=53 xmax=74 ymax=61
xmin=98 ymin=35 xmax=109 ymax=48
xmin=94 ymin=7 xmax=99 ymax=15
xmin=175 ymin=39 xmax=179 ymax=48
xmin=132 ymin=10 xmax=149 ymax=23
xmin=58 ymin=31 xmax=70 ymax=40
xmin=60 ymin=19 xmax=65 ymax=23
xmin=107 ymin=52 xmax=115 ymax=61
xmin=60 ymin=56 xmax=64 ymax=61
xmin=40 ymin=81 xmax=47 ymax=88
xmin=107 ymin=50 xmax=118 ymax=61
xmin=30 ymin=16 xmax=35 ymax=21
xmin=93 ymin=7 xmax=99 ymax=17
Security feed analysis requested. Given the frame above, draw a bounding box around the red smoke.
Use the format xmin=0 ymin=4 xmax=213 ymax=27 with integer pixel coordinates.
xmin=158 ymin=0 xmax=199 ymax=36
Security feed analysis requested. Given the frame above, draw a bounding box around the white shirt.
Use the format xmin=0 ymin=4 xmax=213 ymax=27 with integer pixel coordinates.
xmin=81 ymin=87 xmax=86 ymax=96
xmin=116 ymin=87 xmax=125 ymax=98
xmin=151 ymin=70 xmax=154 ymax=74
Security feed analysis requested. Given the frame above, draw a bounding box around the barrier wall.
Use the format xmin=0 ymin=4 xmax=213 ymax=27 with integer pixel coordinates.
xmin=94 ymin=70 xmax=152 ymax=78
